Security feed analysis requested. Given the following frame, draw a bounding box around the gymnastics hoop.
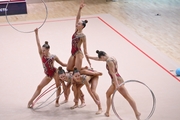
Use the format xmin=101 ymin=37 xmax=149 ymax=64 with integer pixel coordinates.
xmin=112 ymin=80 xmax=156 ymax=120
xmin=32 ymin=83 xmax=64 ymax=110
xmin=32 ymin=83 xmax=56 ymax=107
xmin=5 ymin=0 xmax=48 ymax=33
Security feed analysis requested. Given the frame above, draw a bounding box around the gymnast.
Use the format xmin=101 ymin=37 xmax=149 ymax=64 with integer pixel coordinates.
xmin=86 ymin=50 xmax=141 ymax=120
xmin=58 ymin=66 xmax=102 ymax=106
xmin=66 ymin=0 xmax=91 ymax=72
xmin=27 ymin=28 xmax=67 ymax=108
xmin=58 ymin=66 xmax=86 ymax=108
xmin=71 ymin=67 xmax=103 ymax=114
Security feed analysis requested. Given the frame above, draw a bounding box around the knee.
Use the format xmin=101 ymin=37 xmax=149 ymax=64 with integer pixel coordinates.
xmin=79 ymin=70 xmax=84 ymax=74
xmin=91 ymin=89 xmax=96 ymax=94
xmin=67 ymin=63 xmax=74 ymax=72
xmin=106 ymin=91 xmax=111 ymax=98
xmin=55 ymin=82 xmax=61 ymax=88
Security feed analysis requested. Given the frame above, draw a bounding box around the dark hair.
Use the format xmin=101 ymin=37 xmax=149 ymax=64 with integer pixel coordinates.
xmin=82 ymin=20 xmax=88 ymax=28
xmin=58 ymin=67 xmax=65 ymax=75
xmin=42 ymin=41 xmax=50 ymax=49
xmin=73 ymin=67 xmax=79 ymax=75
xmin=96 ymin=50 xmax=106 ymax=58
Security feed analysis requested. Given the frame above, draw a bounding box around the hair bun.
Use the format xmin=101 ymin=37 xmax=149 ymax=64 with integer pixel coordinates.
xmin=73 ymin=67 xmax=79 ymax=75
xmin=58 ymin=66 xmax=65 ymax=75
xmin=96 ymin=50 xmax=99 ymax=54
xmin=74 ymin=67 xmax=77 ymax=71
xmin=45 ymin=41 xmax=48 ymax=44
xmin=84 ymin=20 xmax=88 ymax=23
xmin=58 ymin=66 xmax=62 ymax=70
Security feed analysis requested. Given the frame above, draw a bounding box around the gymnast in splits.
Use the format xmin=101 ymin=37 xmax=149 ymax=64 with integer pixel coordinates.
xmin=87 ymin=50 xmax=141 ymax=120
xmin=66 ymin=0 xmax=91 ymax=72
xmin=27 ymin=28 xmax=67 ymax=108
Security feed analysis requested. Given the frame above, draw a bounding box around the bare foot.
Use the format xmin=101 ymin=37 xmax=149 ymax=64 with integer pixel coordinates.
xmin=96 ymin=109 xmax=103 ymax=115
xmin=95 ymin=72 xmax=102 ymax=76
xmin=104 ymin=112 xmax=109 ymax=117
xmin=136 ymin=112 xmax=141 ymax=120
xmin=27 ymin=101 xmax=33 ymax=108
xmin=70 ymin=105 xmax=78 ymax=109
xmin=60 ymin=100 xmax=68 ymax=105
xmin=98 ymin=72 xmax=103 ymax=76
xmin=79 ymin=103 xmax=86 ymax=108
xmin=55 ymin=103 xmax=60 ymax=107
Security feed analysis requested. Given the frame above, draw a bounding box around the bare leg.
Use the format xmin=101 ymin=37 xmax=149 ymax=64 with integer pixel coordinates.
xmin=80 ymin=69 xmax=102 ymax=76
xmin=90 ymin=76 xmax=102 ymax=114
xmin=75 ymin=84 xmax=86 ymax=108
xmin=105 ymin=84 xmax=115 ymax=117
xmin=54 ymin=73 xmax=61 ymax=107
xmin=70 ymin=83 xmax=79 ymax=109
xmin=118 ymin=85 xmax=141 ymax=120
xmin=27 ymin=76 xmax=51 ymax=108
xmin=67 ymin=56 xmax=75 ymax=71
xmin=71 ymin=83 xmax=85 ymax=109
xmin=61 ymin=82 xmax=71 ymax=104
xmin=79 ymin=89 xmax=86 ymax=108
xmin=60 ymin=81 xmax=68 ymax=104
xmin=74 ymin=53 xmax=83 ymax=71
xmin=70 ymin=53 xmax=84 ymax=108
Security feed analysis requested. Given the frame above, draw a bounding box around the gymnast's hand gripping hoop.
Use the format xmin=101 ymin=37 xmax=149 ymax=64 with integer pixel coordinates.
xmin=5 ymin=0 xmax=48 ymax=33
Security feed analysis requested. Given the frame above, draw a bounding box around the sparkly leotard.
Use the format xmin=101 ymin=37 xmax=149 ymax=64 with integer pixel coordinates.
xmin=81 ymin=75 xmax=87 ymax=84
xmin=66 ymin=73 xmax=72 ymax=83
xmin=71 ymin=31 xmax=84 ymax=55
xmin=106 ymin=57 xmax=121 ymax=79
xmin=42 ymin=55 xmax=56 ymax=78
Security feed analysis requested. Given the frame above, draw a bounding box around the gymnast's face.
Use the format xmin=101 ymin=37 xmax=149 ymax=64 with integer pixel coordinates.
xmin=59 ymin=73 xmax=66 ymax=81
xmin=99 ymin=55 xmax=106 ymax=61
xmin=76 ymin=21 xmax=83 ymax=30
xmin=73 ymin=72 xmax=81 ymax=82
xmin=42 ymin=47 xmax=49 ymax=56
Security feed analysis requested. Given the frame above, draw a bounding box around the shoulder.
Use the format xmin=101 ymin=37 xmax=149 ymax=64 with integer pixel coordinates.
xmin=49 ymin=54 xmax=57 ymax=60
xmin=67 ymin=72 xmax=72 ymax=77
xmin=41 ymin=55 xmax=44 ymax=58
xmin=106 ymin=57 xmax=113 ymax=63
xmin=106 ymin=58 xmax=115 ymax=67
xmin=67 ymin=72 xmax=73 ymax=79
xmin=85 ymin=75 xmax=91 ymax=80
xmin=78 ymin=33 xmax=86 ymax=38
xmin=83 ymin=75 xmax=90 ymax=84
xmin=112 ymin=56 xmax=117 ymax=61
xmin=112 ymin=56 xmax=118 ymax=64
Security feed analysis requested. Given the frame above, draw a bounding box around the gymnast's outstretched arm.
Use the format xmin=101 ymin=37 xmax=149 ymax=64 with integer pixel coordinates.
xmin=75 ymin=0 xmax=85 ymax=31
xmin=34 ymin=28 xmax=43 ymax=57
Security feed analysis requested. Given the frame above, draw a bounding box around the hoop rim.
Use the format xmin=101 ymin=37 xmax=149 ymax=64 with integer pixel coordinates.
xmin=32 ymin=83 xmax=63 ymax=110
xmin=112 ymin=80 xmax=156 ymax=120
xmin=5 ymin=0 xmax=48 ymax=33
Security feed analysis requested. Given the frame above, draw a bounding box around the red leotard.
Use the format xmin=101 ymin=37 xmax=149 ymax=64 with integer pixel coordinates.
xmin=106 ymin=58 xmax=121 ymax=79
xmin=42 ymin=55 xmax=56 ymax=78
xmin=71 ymin=32 xmax=82 ymax=55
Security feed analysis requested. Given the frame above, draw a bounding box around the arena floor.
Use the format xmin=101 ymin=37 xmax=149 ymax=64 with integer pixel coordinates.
xmin=0 ymin=14 xmax=180 ymax=120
